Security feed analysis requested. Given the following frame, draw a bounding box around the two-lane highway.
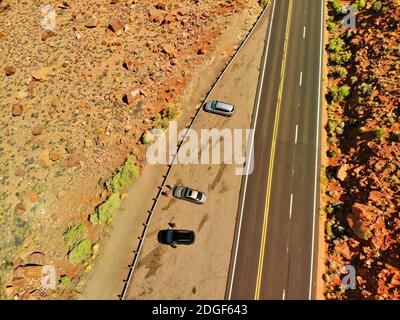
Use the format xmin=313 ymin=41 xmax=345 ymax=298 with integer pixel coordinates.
xmin=227 ymin=0 xmax=323 ymax=300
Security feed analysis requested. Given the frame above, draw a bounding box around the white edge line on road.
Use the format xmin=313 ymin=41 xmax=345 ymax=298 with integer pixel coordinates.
xmin=227 ymin=0 xmax=277 ymax=300
xmin=303 ymin=26 xmax=306 ymax=39
xmin=308 ymin=0 xmax=323 ymax=300
xmin=289 ymin=193 xmax=293 ymax=219
xmin=294 ymin=124 xmax=299 ymax=144
xmin=299 ymin=71 xmax=303 ymax=86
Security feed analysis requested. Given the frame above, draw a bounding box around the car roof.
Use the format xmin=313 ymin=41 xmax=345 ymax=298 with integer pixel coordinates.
xmin=214 ymin=101 xmax=234 ymax=112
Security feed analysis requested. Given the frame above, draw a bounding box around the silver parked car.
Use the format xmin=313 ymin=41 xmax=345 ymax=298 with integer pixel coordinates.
xmin=203 ymin=100 xmax=235 ymax=117
xmin=172 ymin=185 xmax=207 ymax=204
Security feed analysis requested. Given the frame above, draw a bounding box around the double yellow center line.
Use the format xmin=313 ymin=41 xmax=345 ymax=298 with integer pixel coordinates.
xmin=254 ymin=0 xmax=293 ymax=300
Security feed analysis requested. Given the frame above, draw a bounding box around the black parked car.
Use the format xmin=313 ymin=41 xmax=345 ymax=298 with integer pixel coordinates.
xmin=158 ymin=230 xmax=195 ymax=248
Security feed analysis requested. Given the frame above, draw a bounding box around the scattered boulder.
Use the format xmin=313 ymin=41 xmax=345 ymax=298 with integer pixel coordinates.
xmin=124 ymin=86 xmax=140 ymax=105
xmin=32 ymin=126 xmax=43 ymax=136
xmin=32 ymin=67 xmax=51 ymax=81
xmin=26 ymin=191 xmax=39 ymax=203
xmin=65 ymin=153 xmax=82 ymax=168
xmin=4 ymin=66 xmax=16 ymax=76
xmin=337 ymin=164 xmax=348 ymax=181
xmin=41 ymin=29 xmax=57 ymax=41
xmin=11 ymin=104 xmax=23 ymax=116
xmin=347 ymin=203 xmax=375 ymax=240
xmin=49 ymin=152 xmax=62 ymax=161
xmin=15 ymin=168 xmax=26 ymax=177
xmin=155 ymin=3 xmax=167 ymax=10
xmin=149 ymin=9 xmax=161 ymax=22
xmin=0 ymin=0 xmax=11 ymax=12
xmin=161 ymin=43 xmax=177 ymax=58
xmin=11 ymin=277 xmax=25 ymax=290
xmin=109 ymin=17 xmax=124 ymax=32
xmin=26 ymin=252 xmax=46 ymax=265
xmin=14 ymin=202 xmax=26 ymax=216
xmin=15 ymin=91 xmax=28 ymax=99
xmin=50 ymin=96 xmax=59 ymax=108
xmin=23 ymin=266 xmax=42 ymax=279
xmin=197 ymin=45 xmax=207 ymax=55
xmin=85 ymin=16 xmax=98 ymax=28
xmin=334 ymin=241 xmax=352 ymax=260
xmin=123 ymin=59 xmax=137 ymax=72
xmin=38 ymin=150 xmax=53 ymax=168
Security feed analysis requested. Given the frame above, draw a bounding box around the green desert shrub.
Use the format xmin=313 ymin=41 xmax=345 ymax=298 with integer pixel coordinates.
xmin=153 ymin=104 xmax=181 ymax=129
xmin=353 ymin=0 xmax=366 ymax=10
xmin=259 ymin=0 xmax=269 ymax=8
xmin=328 ymin=38 xmax=345 ymax=53
xmin=330 ymin=66 xmax=348 ymax=78
xmin=161 ymin=104 xmax=181 ymax=121
xmin=329 ymin=85 xmax=350 ymax=102
xmin=153 ymin=113 xmax=170 ymax=129
xmin=372 ymin=1 xmax=382 ymax=12
xmin=68 ymin=239 xmax=92 ymax=264
xmin=63 ymin=222 xmax=87 ymax=248
xmin=59 ymin=275 xmax=71 ymax=289
xmin=106 ymin=156 xmax=139 ymax=193
xmin=330 ymin=51 xmax=352 ymax=65
xmin=372 ymin=128 xmax=386 ymax=140
xmin=327 ymin=21 xmax=338 ymax=31
xmin=91 ymin=193 xmax=121 ymax=224
xmin=329 ymin=0 xmax=343 ymax=15
xmin=142 ymin=132 xmax=154 ymax=144
xmin=328 ymin=119 xmax=338 ymax=136
xmin=358 ymin=82 xmax=373 ymax=97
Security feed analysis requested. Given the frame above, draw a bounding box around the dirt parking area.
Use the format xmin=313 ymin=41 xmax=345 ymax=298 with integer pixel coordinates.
xmin=124 ymin=11 xmax=270 ymax=300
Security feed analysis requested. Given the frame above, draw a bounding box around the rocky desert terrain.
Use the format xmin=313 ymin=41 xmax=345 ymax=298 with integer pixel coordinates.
xmin=0 ymin=0 xmax=262 ymax=299
xmin=322 ymin=0 xmax=399 ymax=299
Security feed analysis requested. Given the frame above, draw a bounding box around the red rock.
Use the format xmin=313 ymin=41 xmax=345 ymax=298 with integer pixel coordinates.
xmin=161 ymin=43 xmax=177 ymax=58
xmin=161 ymin=11 xmax=176 ymax=25
xmin=109 ymin=17 xmax=124 ymax=32
xmin=14 ymin=202 xmax=26 ymax=216
xmin=11 ymin=104 xmax=23 ymax=116
xmin=24 ymin=266 xmax=42 ymax=279
xmin=32 ymin=126 xmax=43 ymax=135
xmin=41 ymin=29 xmax=57 ymax=41
xmin=65 ymin=153 xmax=82 ymax=168
xmin=85 ymin=16 xmax=98 ymax=28
xmin=197 ymin=45 xmax=207 ymax=55
xmin=124 ymin=86 xmax=140 ymax=105
xmin=27 ymin=252 xmax=46 ymax=265
xmin=15 ymin=168 xmax=26 ymax=177
xmin=123 ymin=59 xmax=137 ymax=72
xmin=12 ymin=277 xmax=25 ymax=290
xmin=337 ymin=164 xmax=348 ymax=181
xmin=4 ymin=66 xmax=16 ymax=76
xmin=149 ymin=9 xmax=161 ymax=22
xmin=49 ymin=152 xmax=62 ymax=161
xmin=26 ymin=191 xmax=39 ymax=203
xmin=39 ymin=150 xmax=53 ymax=167
xmin=335 ymin=241 xmax=352 ymax=260
xmin=352 ymin=203 xmax=374 ymax=221
xmin=390 ymin=272 xmax=400 ymax=287
xmin=50 ymin=96 xmax=59 ymax=108
xmin=155 ymin=3 xmax=167 ymax=10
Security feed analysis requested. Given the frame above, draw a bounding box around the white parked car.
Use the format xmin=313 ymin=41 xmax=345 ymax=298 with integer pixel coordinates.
xmin=172 ymin=185 xmax=207 ymax=204
xmin=203 ymin=100 xmax=235 ymax=117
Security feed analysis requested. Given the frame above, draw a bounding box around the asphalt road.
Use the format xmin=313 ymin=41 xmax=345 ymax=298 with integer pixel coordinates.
xmin=227 ymin=0 xmax=323 ymax=300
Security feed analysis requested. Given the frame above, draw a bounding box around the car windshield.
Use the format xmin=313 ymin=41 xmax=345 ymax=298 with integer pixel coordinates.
xmin=211 ymin=100 xmax=218 ymax=110
xmin=166 ymin=231 xmax=174 ymax=244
